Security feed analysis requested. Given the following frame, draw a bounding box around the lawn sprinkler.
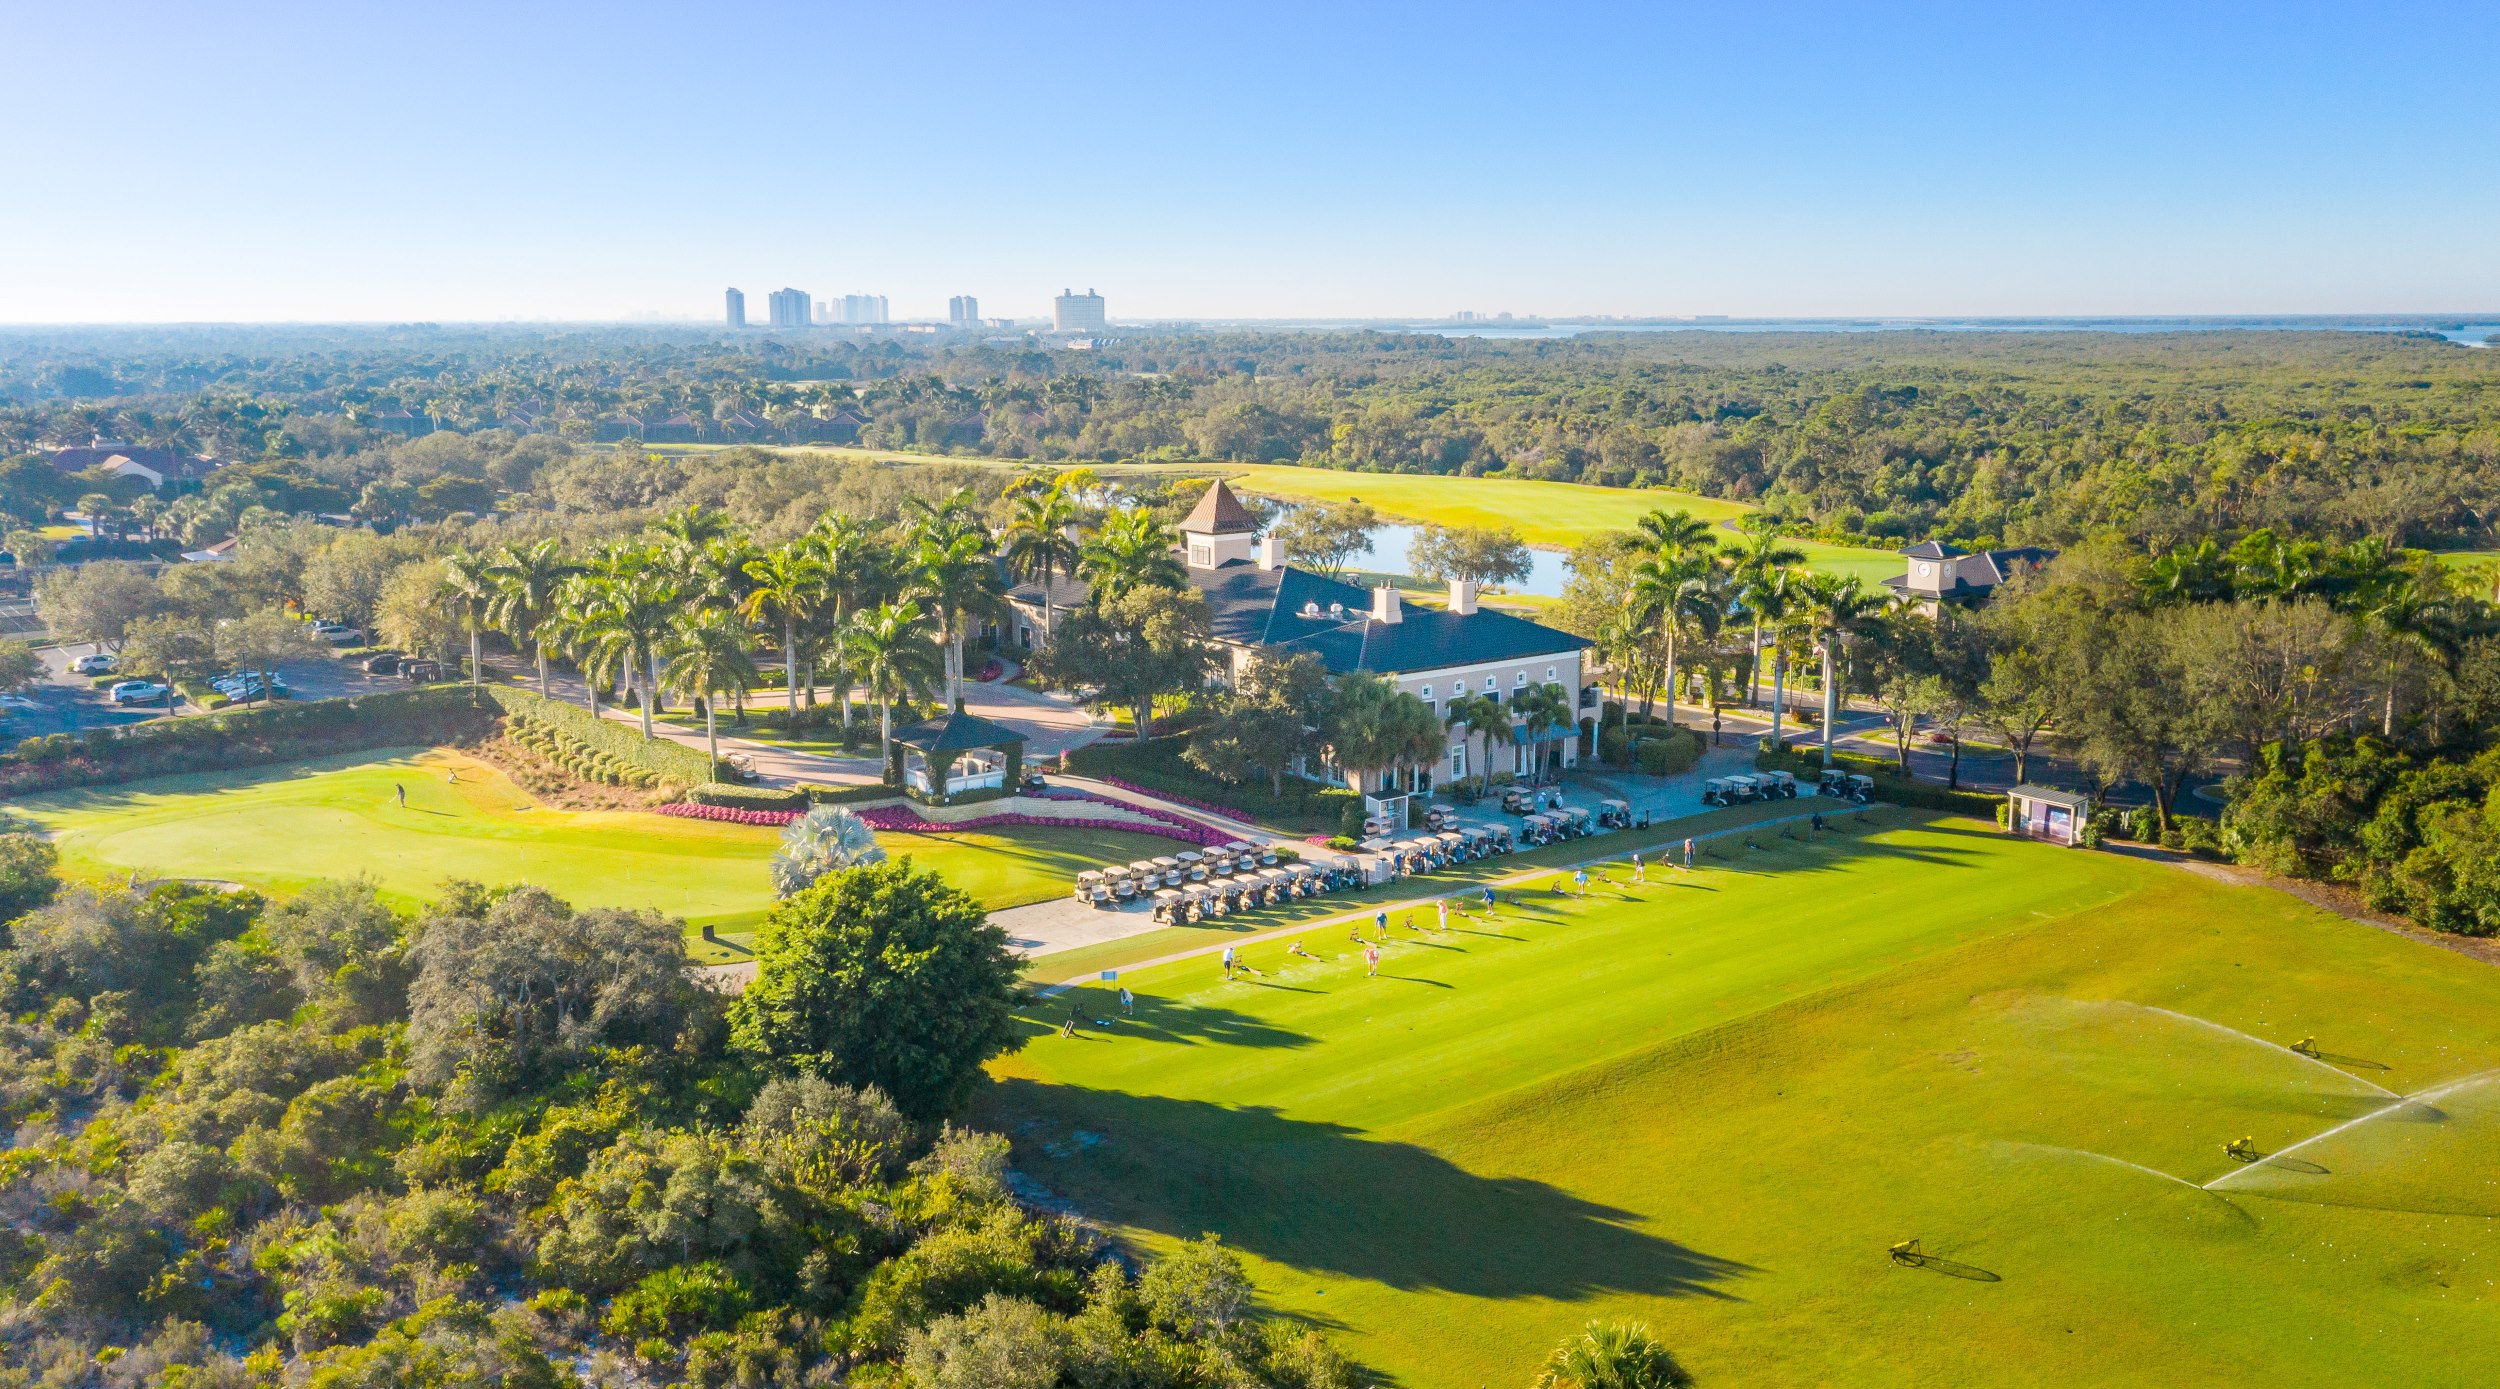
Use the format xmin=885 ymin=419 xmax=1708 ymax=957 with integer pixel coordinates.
xmin=1888 ymin=1238 xmax=1923 ymax=1265
xmin=2290 ymin=1036 xmax=2320 ymax=1057
xmin=2224 ymin=1136 xmax=2260 ymax=1163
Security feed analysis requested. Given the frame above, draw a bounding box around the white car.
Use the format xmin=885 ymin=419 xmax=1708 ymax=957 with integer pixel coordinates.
xmin=0 ymin=693 xmax=37 ymax=712
xmin=108 ymin=680 xmax=170 ymax=705
xmin=70 ymin=653 xmax=115 ymax=675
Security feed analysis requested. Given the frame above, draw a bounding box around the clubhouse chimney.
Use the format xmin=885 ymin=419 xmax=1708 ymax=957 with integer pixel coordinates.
xmin=1256 ymin=535 xmax=1285 ymax=570
xmin=1448 ymin=578 xmax=1479 ymax=615
xmin=1371 ymin=584 xmax=1403 ymax=624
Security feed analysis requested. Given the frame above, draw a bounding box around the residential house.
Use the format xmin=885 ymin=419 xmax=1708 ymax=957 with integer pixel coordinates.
xmin=1883 ymin=539 xmax=2056 ymax=613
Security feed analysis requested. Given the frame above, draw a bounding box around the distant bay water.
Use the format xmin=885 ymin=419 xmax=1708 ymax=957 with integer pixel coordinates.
xmin=1351 ymin=317 xmax=2500 ymax=345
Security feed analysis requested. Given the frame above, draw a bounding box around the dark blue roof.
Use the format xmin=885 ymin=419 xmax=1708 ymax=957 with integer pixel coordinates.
xmin=1190 ymin=561 xmax=1587 ymax=676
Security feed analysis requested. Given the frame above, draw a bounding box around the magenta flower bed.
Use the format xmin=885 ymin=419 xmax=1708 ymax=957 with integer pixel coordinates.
xmin=657 ymin=802 xmax=803 ymax=827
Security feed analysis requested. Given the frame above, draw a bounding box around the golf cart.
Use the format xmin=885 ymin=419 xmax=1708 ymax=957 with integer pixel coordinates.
xmin=1596 ymin=798 xmax=1633 ymax=829
xmin=1817 ymin=769 xmax=1852 ymax=797
xmin=1842 ymin=773 xmax=1875 ymax=804
xmin=1701 ymin=777 xmax=1737 ymax=807
xmin=1500 ymin=786 xmax=1536 ymax=816
xmin=1761 ymin=770 xmax=1798 ymax=799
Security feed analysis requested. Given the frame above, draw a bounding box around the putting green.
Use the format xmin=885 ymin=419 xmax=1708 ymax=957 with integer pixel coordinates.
xmin=14 ymin=749 xmax=1188 ymax=931
xmin=979 ymin=815 xmax=2500 ymax=1387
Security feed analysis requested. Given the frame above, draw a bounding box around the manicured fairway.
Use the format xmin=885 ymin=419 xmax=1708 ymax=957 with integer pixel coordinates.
xmin=979 ymin=814 xmax=2500 ymax=1388
xmin=15 ymin=749 xmax=1185 ymax=931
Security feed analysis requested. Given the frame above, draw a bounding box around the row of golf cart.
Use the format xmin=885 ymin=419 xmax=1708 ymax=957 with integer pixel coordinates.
xmin=1699 ymin=768 xmax=1876 ymax=807
xmin=1374 ymin=824 xmax=1516 ymax=877
xmin=1149 ymin=861 xmax=1361 ymax=923
xmin=1076 ymin=841 xmax=1281 ymax=909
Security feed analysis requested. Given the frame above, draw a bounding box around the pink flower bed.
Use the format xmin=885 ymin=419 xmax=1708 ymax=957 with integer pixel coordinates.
xmin=858 ymin=803 xmax=1228 ymax=848
xmin=657 ymin=802 xmax=803 ymax=827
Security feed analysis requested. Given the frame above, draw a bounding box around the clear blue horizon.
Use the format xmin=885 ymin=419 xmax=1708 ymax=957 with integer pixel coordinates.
xmin=8 ymin=2 xmax=2498 ymax=324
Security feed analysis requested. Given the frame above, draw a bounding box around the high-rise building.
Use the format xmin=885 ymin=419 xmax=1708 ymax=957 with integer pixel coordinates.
xmin=766 ymin=288 xmax=811 ymax=329
xmin=948 ymin=295 xmax=978 ymax=327
xmin=836 ymin=294 xmax=888 ymax=325
xmin=1053 ymin=287 xmax=1107 ymax=333
xmin=724 ymin=288 xmax=746 ymax=328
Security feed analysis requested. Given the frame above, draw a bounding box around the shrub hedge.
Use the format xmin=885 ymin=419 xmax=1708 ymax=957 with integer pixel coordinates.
xmin=1634 ymin=728 xmax=1703 ymax=777
xmin=685 ymin=784 xmax=806 ymax=811
xmin=485 ymin=685 xmax=720 ymax=785
xmin=0 ymin=686 xmax=493 ymax=796
xmin=1066 ymin=735 xmax=1358 ymax=833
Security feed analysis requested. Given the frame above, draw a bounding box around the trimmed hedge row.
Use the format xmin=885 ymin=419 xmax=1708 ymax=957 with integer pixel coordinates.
xmin=0 ymin=686 xmax=494 ymax=796
xmin=484 ymin=685 xmax=720 ymax=785
xmin=1753 ymin=743 xmax=2002 ymax=817
xmin=505 ymin=714 xmax=670 ymax=790
xmin=1065 ymin=735 xmax=1357 ymax=833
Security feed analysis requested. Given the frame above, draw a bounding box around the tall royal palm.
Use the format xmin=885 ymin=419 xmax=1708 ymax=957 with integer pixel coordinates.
xmin=1751 ymin=568 xmax=1803 ymax=750
xmin=664 ymin=610 xmax=760 ymax=767
xmin=1508 ymin=682 xmax=1576 ymax=782
xmin=1001 ymin=481 xmax=1082 ymax=647
xmin=1731 ymin=530 xmax=1805 ymax=706
xmin=1634 ymin=507 xmax=1716 ymax=558
xmin=577 ymin=551 xmax=682 ymax=738
xmin=1078 ymin=507 xmax=1186 ymax=605
xmin=740 ymin=543 xmax=826 ymax=716
xmin=907 ymin=526 xmax=1003 ymax=713
xmin=1800 ymin=572 xmax=1880 ymax=767
xmin=804 ymin=513 xmax=882 ymax=723
xmin=440 ymin=550 xmax=497 ymax=693
xmin=1627 ymin=549 xmax=1706 ymax=726
xmin=842 ymin=600 xmax=942 ymax=776
xmin=1444 ymin=692 xmax=1507 ymax=791
xmin=485 ymin=539 xmax=577 ymax=698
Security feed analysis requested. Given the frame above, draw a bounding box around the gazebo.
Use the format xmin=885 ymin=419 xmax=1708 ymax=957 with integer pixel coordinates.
xmin=2006 ymin=784 xmax=2092 ymax=846
xmin=889 ymin=710 xmax=1027 ymax=801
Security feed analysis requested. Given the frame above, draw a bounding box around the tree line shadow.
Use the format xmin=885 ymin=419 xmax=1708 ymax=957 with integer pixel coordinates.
xmin=983 ymin=1079 xmax=1754 ymax=1304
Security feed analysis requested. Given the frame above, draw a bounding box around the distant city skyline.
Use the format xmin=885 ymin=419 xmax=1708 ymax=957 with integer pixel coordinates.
xmin=6 ymin=4 xmax=2500 ymax=323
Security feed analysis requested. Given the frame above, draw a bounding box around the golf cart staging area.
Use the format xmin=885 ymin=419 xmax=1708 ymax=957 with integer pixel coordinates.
xmin=986 ymin=810 xmax=2500 ymax=1388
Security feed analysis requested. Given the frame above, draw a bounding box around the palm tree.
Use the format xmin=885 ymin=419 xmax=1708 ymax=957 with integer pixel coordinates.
xmin=906 ymin=525 xmax=1003 ymax=713
xmin=1752 ymin=569 xmax=1805 ymax=750
xmin=805 ymin=513 xmax=883 ymax=724
xmin=1325 ymin=675 xmax=1444 ymax=804
xmin=1078 ymin=507 xmax=1186 ymax=604
xmin=664 ymin=610 xmax=760 ymax=766
xmin=842 ymin=600 xmax=942 ymax=777
xmin=1633 ymin=507 xmax=1716 ymax=558
xmin=440 ymin=550 xmax=497 ymax=693
xmin=740 ymin=543 xmax=826 ymax=717
xmin=1508 ymin=681 xmax=1576 ymax=782
xmin=485 ymin=539 xmax=577 ymax=698
xmin=1444 ymin=692 xmax=1507 ymax=793
xmin=1627 ymin=549 xmax=1706 ymax=726
xmin=1730 ymin=530 xmax=1806 ymax=706
xmin=1800 ymin=572 xmax=1880 ymax=767
xmin=1533 ymin=1321 xmax=1691 ymax=1389
xmin=573 ymin=551 xmax=682 ymax=738
xmin=1001 ymin=481 xmax=1082 ymax=647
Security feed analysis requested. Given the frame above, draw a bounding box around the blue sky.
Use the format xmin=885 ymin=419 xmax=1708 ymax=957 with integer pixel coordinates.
xmin=6 ymin=2 xmax=2497 ymax=322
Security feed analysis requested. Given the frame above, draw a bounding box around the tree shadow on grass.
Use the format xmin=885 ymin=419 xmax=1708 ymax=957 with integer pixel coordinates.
xmin=1016 ymin=988 xmax=1316 ymax=1051
xmin=983 ymin=1079 xmax=1754 ymax=1303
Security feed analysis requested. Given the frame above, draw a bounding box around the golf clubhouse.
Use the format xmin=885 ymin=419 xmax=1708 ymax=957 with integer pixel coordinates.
xmin=1003 ymin=480 xmax=1596 ymax=796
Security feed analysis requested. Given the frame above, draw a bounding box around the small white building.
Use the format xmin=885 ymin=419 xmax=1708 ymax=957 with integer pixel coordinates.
xmin=1005 ymin=480 xmax=1594 ymax=795
xmin=2006 ymin=784 xmax=2092 ymax=846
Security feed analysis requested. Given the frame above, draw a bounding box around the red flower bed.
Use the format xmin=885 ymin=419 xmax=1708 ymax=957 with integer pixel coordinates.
xmin=655 ymin=802 xmax=803 ymax=827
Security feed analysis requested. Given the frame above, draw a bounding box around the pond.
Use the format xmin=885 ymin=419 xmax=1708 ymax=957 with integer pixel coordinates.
xmin=1343 ymin=520 xmax=1573 ymax=598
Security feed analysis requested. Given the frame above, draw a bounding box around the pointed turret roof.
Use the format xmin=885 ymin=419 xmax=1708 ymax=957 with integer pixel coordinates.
xmin=1180 ymin=478 xmax=1259 ymax=535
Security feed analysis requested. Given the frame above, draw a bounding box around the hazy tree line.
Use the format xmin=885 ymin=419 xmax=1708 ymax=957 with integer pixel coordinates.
xmin=9 ymin=328 xmax=2500 ymax=557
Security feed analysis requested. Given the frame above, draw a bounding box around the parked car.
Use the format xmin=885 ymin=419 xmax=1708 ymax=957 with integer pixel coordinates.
xmin=70 ymin=653 xmax=115 ymax=675
xmin=108 ymin=680 xmax=169 ymax=705
xmin=361 ymin=652 xmax=402 ymax=674
xmin=0 ymin=693 xmax=38 ymax=712
xmin=321 ymin=627 xmax=365 ymax=645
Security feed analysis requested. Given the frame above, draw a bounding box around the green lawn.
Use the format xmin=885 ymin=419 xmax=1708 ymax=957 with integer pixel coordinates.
xmin=14 ymin=749 xmax=1187 ymax=934
xmin=978 ymin=815 xmax=2500 ymax=1388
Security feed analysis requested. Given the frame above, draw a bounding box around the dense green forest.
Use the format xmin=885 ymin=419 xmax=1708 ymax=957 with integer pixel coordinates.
xmin=6 ymin=327 xmax=2499 ymax=552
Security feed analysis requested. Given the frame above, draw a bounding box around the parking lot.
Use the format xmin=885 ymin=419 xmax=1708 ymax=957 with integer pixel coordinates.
xmin=10 ymin=642 xmax=410 ymax=740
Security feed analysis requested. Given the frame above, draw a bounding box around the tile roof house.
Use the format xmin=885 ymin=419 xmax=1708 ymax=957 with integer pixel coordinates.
xmin=47 ymin=445 xmax=224 ymax=490
xmin=1882 ymin=539 xmax=2055 ymax=612
xmin=1005 ymin=479 xmax=1593 ymax=793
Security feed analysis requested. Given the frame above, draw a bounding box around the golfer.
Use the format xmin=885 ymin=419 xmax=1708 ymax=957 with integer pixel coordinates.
xmin=1574 ymin=867 xmax=1590 ymax=896
xmin=1436 ymin=899 xmax=1449 ymax=931
xmin=1481 ymin=884 xmax=1497 ymax=913
xmin=394 ymin=783 xmax=407 ymax=808
xmin=1221 ymin=945 xmax=1237 ymax=979
xmin=1632 ymin=850 xmax=1646 ymax=883
xmin=1364 ymin=943 xmax=1380 ymax=977
xmin=1682 ymin=837 xmax=1694 ymax=869
xmin=1374 ymin=908 xmax=1389 ymax=937
xmin=1119 ymin=986 xmax=1134 ymax=1016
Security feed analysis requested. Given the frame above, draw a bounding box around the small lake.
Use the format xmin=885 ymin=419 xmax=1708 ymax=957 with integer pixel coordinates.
xmin=1347 ymin=520 xmax=1572 ymax=598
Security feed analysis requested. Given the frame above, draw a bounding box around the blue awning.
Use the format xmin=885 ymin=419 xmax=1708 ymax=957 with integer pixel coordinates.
xmin=1511 ymin=726 xmax=1575 ymax=745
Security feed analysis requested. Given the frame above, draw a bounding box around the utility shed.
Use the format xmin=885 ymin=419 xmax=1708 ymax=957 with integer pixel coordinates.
xmin=2007 ymin=784 xmax=2092 ymax=846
